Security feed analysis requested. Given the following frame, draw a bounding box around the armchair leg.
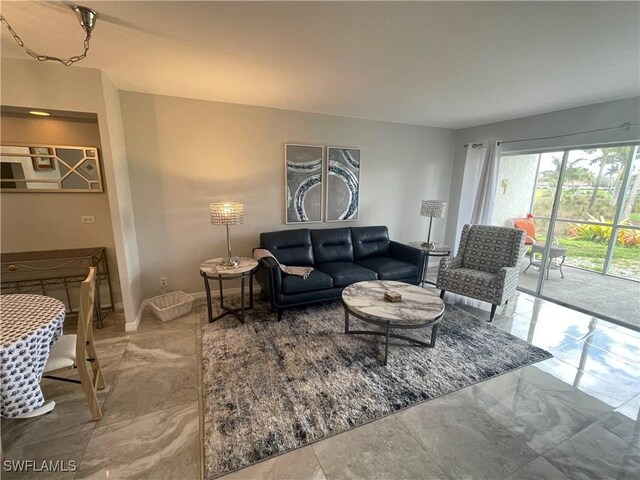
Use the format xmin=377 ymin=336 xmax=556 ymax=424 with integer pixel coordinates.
xmin=277 ymin=309 xmax=284 ymax=322
xmin=440 ymin=290 xmax=446 ymax=300
xmin=490 ymin=304 xmax=497 ymax=322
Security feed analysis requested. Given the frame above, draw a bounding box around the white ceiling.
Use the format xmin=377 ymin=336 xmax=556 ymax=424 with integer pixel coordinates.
xmin=1 ymin=1 xmax=639 ymax=129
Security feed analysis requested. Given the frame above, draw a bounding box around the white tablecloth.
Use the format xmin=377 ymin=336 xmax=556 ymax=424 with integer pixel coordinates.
xmin=0 ymin=294 xmax=65 ymax=418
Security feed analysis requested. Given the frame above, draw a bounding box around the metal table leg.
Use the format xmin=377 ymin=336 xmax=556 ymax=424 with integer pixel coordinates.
xmin=218 ymin=277 xmax=225 ymax=311
xmin=344 ymin=308 xmax=350 ymax=333
xmin=429 ymin=324 xmax=439 ymax=347
xmin=202 ymin=270 xmax=255 ymax=324
xmin=201 ymin=271 xmax=214 ymax=323
xmin=343 ymin=304 xmax=442 ymax=366
xmin=249 ymin=271 xmax=254 ymax=308
xmin=240 ymin=276 xmax=246 ymax=321
xmin=421 ymin=254 xmax=429 ymax=288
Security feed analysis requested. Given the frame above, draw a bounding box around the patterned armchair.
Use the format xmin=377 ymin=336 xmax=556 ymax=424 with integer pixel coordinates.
xmin=436 ymin=224 xmax=525 ymax=321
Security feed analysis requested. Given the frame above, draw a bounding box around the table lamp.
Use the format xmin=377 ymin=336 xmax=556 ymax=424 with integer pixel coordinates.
xmin=420 ymin=200 xmax=447 ymax=250
xmin=210 ymin=202 xmax=244 ymax=268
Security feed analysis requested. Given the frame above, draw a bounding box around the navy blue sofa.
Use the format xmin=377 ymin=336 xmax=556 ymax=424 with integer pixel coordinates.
xmin=255 ymin=226 xmax=425 ymax=320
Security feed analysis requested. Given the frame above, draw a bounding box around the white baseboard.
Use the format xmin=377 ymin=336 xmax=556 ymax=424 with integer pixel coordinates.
xmin=125 ymin=299 xmax=148 ymax=332
xmin=188 ymin=291 xmax=207 ymax=300
xmin=125 ymin=286 xmax=261 ymax=331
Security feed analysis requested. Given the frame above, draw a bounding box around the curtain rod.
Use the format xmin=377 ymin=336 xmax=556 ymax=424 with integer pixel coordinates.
xmin=497 ymin=122 xmax=639 ymax=146
xmin=464 ymin=122 xmax=639 ymax=148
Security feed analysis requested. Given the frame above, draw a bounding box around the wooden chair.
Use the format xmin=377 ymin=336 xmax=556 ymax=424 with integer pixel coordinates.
xmin=43 ymin=267 xmax=106 ymax=421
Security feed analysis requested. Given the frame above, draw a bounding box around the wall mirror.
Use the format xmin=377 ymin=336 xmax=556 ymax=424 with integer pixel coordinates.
xmin=0 ymin=144 xmax=103 ymax=192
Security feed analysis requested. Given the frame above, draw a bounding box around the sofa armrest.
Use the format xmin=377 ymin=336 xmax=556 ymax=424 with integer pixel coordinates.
xmin=255 ymin=257 xmax=282 ymax=306
xmin=389 ymin=241 xmax=425 ymax=268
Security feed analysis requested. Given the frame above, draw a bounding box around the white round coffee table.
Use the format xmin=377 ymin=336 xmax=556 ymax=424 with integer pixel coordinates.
xmin=342 ymin=280 xmax=445 ymax=365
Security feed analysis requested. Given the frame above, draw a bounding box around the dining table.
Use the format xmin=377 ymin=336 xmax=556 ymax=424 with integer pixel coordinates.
xmin=0 ymin=294 xmax=66 ymax=418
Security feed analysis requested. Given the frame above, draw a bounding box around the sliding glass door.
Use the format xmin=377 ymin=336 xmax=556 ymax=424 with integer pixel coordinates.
xmin=494 ymin=143 xmax=640 ymax=329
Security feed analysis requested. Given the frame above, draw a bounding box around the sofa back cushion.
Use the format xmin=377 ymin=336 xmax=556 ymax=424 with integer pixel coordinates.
xmin=260 ymin=229 xmax=314 ymax=266
xmin=351 ymin=226 xmax=390 ymax=260
xmin=311 ymin=228 xmax=354 ymax=264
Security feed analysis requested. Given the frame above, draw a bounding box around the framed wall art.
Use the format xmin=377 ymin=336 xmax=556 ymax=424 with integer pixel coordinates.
xmin=0 ymin=144 xmax=103 ymax=192
xmin=285 ymin=144 xmax=323 ymax=223
xmin=326 ymin=146 xmax=360 ymax=222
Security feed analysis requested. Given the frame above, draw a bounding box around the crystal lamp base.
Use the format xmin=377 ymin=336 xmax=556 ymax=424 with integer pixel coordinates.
xmin=219 ymin=257 xmax=239 ymax=268
xmin=421 ymin=242 xmax=436 ymax=251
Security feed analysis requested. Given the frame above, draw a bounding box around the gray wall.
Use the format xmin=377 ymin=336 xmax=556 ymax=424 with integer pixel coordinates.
xmin=119 ymin=91 xmax=456 ymax=299
xmin=447 ymin=97 xmax=640 ymax=248
xmin=0 ymin=113 xmax=122 ymax=305
xmin=1 ymin=58 xmax=143 ymax=327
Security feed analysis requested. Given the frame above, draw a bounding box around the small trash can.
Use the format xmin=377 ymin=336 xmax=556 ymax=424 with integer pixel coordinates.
xmin=147 ymin=291 xmax=195 ymax=322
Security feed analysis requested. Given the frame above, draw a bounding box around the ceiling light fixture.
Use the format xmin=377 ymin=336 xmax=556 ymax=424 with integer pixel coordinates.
xmin=28 ymin=111 xmax=51 ymax=116
xmin=0 ymin=5 xmax=98 ymax=67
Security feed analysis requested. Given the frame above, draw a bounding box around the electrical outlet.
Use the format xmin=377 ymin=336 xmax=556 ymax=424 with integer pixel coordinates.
xmin=81 ymin=215 xmax=95 ymax=224
xmin=160 ymin=277 xmax=168 ymax=287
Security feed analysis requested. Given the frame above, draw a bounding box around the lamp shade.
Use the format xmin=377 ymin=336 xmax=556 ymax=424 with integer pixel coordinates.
xmin=210 ymin=202 xmax=244 ymax=225
xmin=420 ymin=200 xmax=447 ymax=218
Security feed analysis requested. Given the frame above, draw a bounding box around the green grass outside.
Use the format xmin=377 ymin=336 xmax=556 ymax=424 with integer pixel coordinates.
xmin=532 ymin=237 xmax=640 ymax=279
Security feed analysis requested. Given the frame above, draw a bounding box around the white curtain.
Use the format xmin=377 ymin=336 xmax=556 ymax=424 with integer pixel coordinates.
xmin=446 ymin=140 xmax=500 ymax=309
xmin=453 ymin=144 xmax=486 ymax=251
xmin=471 ymin=140 xmax=501 ymax=225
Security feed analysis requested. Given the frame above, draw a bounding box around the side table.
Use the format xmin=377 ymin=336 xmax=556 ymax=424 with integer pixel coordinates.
xmin=524 ymin=243 xmax=567 ymax=279
xmin=408 ymin=243 xmax=451 ymax=288
xmin=1 ymin=247 xmax=114 ymax=328
xmin=200 ymin=257 xmax=258 ymax=323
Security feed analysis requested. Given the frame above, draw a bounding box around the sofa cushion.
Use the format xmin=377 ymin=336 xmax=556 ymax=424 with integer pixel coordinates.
xmin=281 ymin=270 xmax=334 ymax=294
xmin=356 ymin=257 xmax=418 ymax=280
xmin=260 ymin=228 xmax=314 ymax=266
xmin=315 ymin=262 xmax=378 ymax=287
xmin=436 ymin=267 xmax=501 ymax=304
xmin=311 ymin=228 xmax=354 ymax=264
xmin=351 ymin=226 xmax=390 ymax=260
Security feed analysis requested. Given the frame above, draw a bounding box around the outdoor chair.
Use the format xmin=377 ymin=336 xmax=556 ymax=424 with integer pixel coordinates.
xmin=511 ymin=217 xmax=566 ymax=277
xmin=436 ymin=224 xmax=525 ymax=321
xmin=511 ymin=217 xmax=558 ymax=247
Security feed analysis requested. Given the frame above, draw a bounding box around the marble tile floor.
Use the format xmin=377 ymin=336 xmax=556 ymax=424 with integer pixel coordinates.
xmin=425 ymin=261 xmax=640 ymax=329
xmin=1 ymin=306 xmax=202 ymax=480
xmin=515 ymin=258 xmax=640 ymax=329
xmin=1 ymin=292 xmax=639 ymax=480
